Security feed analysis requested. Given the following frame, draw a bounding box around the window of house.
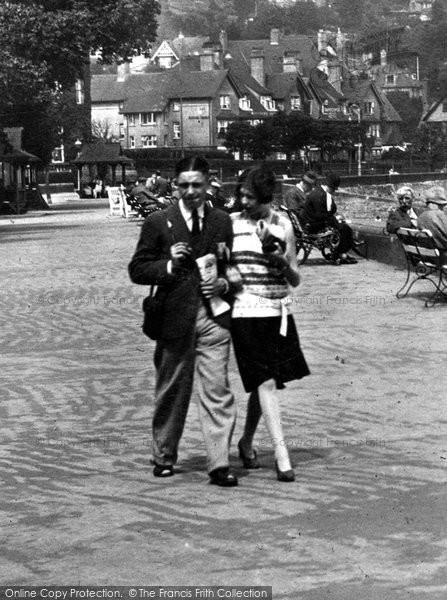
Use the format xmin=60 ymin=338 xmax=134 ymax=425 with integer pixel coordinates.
xmin=128 ymin=114 xmax=137 ymax=126
xmin=290 ymin=96 xmax=301 ymax=110
xmin=172 ymin=102 xmax=180 ymax=111
xmin=129 ymin=136 xmax=135 ymax=148
xmin=442 ymin=102 xmax=447 ymax=113
xmin=141 ymin=112 xmax=156 ymax=125
xmin=159 ymin=56 xmax=173 ymax=69
xmin=119 ymin=123 xmax=125 ymax=139
xmin=220 ymin=95 xmax=231 ymax=109
xmin=142 ymin=135 xmax=157 ymax=147
xmin=173 ymin=122 xmax=181 ymax=139
xmin=368 ymin=124 xmax=380 ymax=138
xmin=217 ymin=120 xmax=230 ymax=135
xmin=276 ymin=101 xmax=285 ymax=111
xmin=386 ymin=75 xmax=396 ymax=85
xmin=239 ymin=96 xmax=251 ymax=111
xmin=260 ymin=96 xmax=275 ymax=111
xmin=364 ymin=101 xmax=375 ymax=115
xmin=51 ymin=145 xmax=65 ymax=163
xmin=75 ymin=79 xmax=84 ymax=105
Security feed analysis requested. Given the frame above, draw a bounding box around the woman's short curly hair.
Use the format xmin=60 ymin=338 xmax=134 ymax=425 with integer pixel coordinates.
xmin=235 ymin=167 xmax=276 ymax=205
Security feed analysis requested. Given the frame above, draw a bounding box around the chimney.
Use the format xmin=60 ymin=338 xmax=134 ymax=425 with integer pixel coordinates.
xmin=317 ymin=30 xmax=327 ymax=53
xmin=336 ymin=28 xmax=344 ymax=56
xmin=117 ymin=62 xmax=130 ymax=82
xmin=380 ymin=49 xmax=387 ymax=67
xmin=219 ymin=29 xmax=228 ymax=55
xmin=270 ymin=28 xmax=280 ymax=46
xmin=250 ymin=48 xmax=265 ymax=87
xmin=200 ymin=48 xmax=215 ymax=71
xmin=214 ymin=44 xmax=224 ymax=69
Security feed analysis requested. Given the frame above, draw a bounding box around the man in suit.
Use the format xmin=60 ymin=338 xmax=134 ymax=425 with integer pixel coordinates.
xmin=283 ymin=171 xmax=318 ymax=216
xmin=418 ymin=186 xmax=447 ymax=261
xmin=128 ymin=156 xmax=238 ymax=487
xmin=299 ymin=173 xmax=357 ymax=264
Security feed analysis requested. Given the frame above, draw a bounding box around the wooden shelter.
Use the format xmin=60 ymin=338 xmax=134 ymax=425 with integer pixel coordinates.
xmin=72 ymin=142 xmax=133 ymax=189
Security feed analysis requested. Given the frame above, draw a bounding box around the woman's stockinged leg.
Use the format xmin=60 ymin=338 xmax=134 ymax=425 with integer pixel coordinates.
xmin=239 ymin=389 xmax=262 ymax=457
xmin=258 ymin=379 xmax=293 ymax=473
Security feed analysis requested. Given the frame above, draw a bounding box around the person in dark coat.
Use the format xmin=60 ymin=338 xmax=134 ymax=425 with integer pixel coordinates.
xmin=128 ymin=156 xmax=238 ymax=487
xmin=299 ymin=173 xmax=357 ymax=264
xmin=386 ymin=186 xmax=420 ymax=234
xmin=283 ymin=171 xmax=318 ymax=215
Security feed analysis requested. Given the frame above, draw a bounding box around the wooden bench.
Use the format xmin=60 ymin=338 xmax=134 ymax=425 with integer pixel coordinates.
xmin=395 ymin=227 xmax=447 ymax=307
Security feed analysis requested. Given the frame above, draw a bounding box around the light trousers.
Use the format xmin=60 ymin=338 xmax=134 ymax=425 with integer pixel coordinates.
xmin=152 ymin=302 xmax=236 ymax=473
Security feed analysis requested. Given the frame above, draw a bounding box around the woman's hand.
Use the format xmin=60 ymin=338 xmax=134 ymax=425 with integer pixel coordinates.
xmin=200 ymin=277 xmax=228 ymax=298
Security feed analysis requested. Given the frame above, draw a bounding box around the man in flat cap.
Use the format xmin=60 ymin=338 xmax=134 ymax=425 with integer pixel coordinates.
xmin=418 ymin=186 xmax=447 ymax=260
xmin=283 ymin=171 xmax=318 ymax=216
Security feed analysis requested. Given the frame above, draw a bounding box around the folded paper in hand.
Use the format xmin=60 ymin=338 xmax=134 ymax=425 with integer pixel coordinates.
xmin=196 ymin=253 xmax=231 ymax=316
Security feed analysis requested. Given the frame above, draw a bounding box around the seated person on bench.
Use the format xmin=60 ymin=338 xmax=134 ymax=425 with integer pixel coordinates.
xmin=283 ymin=171 xmax=318 ymax=216
xmin=299 ymin=173 xmax=357 ymax=264
xmin=417 ymin=186 xmax=447 ymax=262
xmin=129 ymin=179 xmax=159 ymax=206
xmin=386 ymin=186 xmax=419 ymax=234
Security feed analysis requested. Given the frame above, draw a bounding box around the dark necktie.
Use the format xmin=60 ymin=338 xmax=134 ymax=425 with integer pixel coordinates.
xmin=191 ymin=208 xmax=201 ymax=237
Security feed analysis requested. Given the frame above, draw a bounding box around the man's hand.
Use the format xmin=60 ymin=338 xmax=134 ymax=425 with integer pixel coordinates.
xmin=170 ymin=242 xmax=192 ymax=267
xmin=200 ymin=277 xmax=228 ymax=298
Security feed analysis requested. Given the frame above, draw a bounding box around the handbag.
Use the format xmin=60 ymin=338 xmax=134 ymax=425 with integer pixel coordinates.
xmin=142 ymin=285 xmax=165 ymax=340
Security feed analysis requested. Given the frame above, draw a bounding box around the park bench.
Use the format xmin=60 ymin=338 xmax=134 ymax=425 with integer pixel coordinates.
xmin=396 ymin=227 xmax=447 ymax=307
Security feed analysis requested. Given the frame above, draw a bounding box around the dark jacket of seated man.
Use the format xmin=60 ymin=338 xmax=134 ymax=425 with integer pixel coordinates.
xmin=299 ymin=185 xmax=338 ymax=233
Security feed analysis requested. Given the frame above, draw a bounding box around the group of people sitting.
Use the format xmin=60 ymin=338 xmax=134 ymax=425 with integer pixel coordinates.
xmin=283 ymin=170 xmax=358 ymax=265
xmin=386 ymin=185 xmax=447 ymax=260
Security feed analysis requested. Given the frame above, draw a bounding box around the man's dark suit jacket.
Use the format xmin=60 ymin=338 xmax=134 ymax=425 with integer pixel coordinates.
xmin=299 ymin=186 xmax=337 ymax=232
xmin=128 ymin=203 xmax=233 ymax=340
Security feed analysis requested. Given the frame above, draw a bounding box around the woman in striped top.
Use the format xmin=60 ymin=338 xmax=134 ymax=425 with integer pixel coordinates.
xmin=231 ymin=168 xmax=310 ymax=482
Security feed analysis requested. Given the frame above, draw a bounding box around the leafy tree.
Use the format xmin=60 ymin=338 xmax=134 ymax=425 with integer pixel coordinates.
xmin=0 ymin=0 xmax=160 ymax=163
xmin=222 ymin=121 xmax=255 ymax=157
xmin=0 ymin=1 xmax=160 ymax=90
xmin=248 ymin=121 xmax=275 ymax=160
xmin=386 ymin=93 xmax=423 ymax=143
xmin=270 ymin=112 xmax=315 ymax=160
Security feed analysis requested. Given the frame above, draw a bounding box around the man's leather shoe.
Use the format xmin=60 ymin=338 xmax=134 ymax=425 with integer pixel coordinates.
xmin=153 ymin=464 xmax=174 ymax=477
xmin=209 ymin=467 xmax=238 ymax=487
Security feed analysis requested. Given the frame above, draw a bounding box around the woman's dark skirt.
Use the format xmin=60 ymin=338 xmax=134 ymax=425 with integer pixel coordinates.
xmin=231 ymin=315 xmax=310 ymax=393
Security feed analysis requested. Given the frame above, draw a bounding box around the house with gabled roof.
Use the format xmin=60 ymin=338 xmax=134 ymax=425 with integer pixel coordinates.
xmin=341 ymin=77 xmax=402 ymax=151
xmin=420 ymin=95 xmax=447 ymax=132
xmin=90 ymin=26 xmax=402 ymax=155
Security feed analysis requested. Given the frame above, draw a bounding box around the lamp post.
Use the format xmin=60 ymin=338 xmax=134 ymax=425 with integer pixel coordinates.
xmin=74 ymin=138 xmax=82 ymax=192
xmin=350 ymin=104 xmax=362 ymax=176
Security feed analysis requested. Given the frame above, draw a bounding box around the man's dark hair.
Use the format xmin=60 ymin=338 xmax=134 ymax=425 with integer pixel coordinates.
xmin=175 ymin=155 xmax=210 ymax=177
xmin=326 ymin=172 xmax=341 ymax=191
xmin=236 ymin=167 xmax=276 ymax=204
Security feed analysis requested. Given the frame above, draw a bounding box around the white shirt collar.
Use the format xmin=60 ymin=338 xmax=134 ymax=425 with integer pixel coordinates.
xmin=179 ymin=199 xmax=205 ymax=229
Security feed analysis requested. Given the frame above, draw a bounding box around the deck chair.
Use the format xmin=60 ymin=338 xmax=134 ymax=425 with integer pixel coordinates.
xmin=395 ymin=227 xmax=447 ymax=307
